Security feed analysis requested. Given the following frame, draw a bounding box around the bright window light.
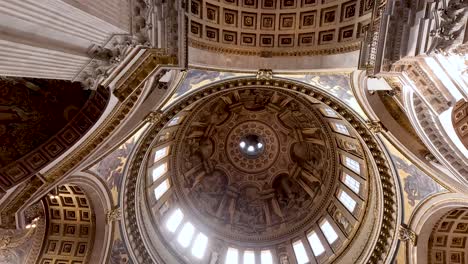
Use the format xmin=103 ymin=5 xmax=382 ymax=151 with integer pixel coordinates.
xmin=257 ymin=142 xmax=263 ymax=148
xmin=243 ymin=250 xmax=255 ymax=264
xmin=191 ymin=233 xmax=208 ymax=259
xmin=240 ymin=141 xmax=246 ymax=148
xmin=152 ymin=163 xmax=168 ymax=182
xmin=320 ymin=220 xmax=338 ymax=244
xmin=338 ymin=190 xmax=357 ymax=213
xmin=154 ymin=147 xmax=169 ymax=163
xmin=344 ymin=156 xmax=360 ymax=174
xmin=168 ymin=116 xmax=181 ymax=126
xmin=247 ymin=146 xmax=255 ymax=152
xmin=324 ymin=108 xmax=338 ymax=117
xmin=307 ymin=232 xmax=325 ymax=256
xmin=292 ymin=240 xmax=309 ymax=264
xmin=334 ymin=123 xmax=349 ymax=135
xmin=154 ymin=179 xmax=170 ymax=200
xmin=177 ymin=222 xmax=195 ymax=248
xmin=261 ymin=250 xmax=273 ymax=264
xmin=343 ymin=174 xmax=360 ymax=194
xmin=166 ymin=209 xmax=184 ymax=233
xmin=225 ymin=248 xmax=239 ymax=264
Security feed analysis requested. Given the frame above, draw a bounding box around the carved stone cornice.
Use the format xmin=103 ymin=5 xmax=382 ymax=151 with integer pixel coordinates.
xmin=391 ymin=61 xmax=453 ymax=114
xmin=77 ymin=36 xmax=136 ymax=90
xmin=113 ymin=50 xmax=177 ymax=101
xmin=412 ymin=96 xmax=468 ymax=179
xmin=123 ymin=78 xmax=399 ymax=264
xmin=189 ymin=38 xmax=361 ymax=57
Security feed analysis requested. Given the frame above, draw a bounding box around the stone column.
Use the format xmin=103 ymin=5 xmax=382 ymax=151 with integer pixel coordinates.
xmin=0 ymin=0 xmax=130 ymax=80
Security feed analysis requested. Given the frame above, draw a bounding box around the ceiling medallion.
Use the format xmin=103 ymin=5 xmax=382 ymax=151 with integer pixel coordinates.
xmin=239 ymin=134 xmax=265 ymax=158
xmin=227 ymin=120 xmax=278 ymax=173
xmin=174 ymin=88 xmax=336 ymax=243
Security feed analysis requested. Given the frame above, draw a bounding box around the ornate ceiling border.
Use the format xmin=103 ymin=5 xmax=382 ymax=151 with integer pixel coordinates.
xmin=0 ymin=50 xmax=178 ymax=228
xmin=122 ymin=77 xmax=399 ymax=264
xmin=189 ymin=38 xmax=361 ymax=57
xmin=0 ymin=86 xmax=110 ymax=192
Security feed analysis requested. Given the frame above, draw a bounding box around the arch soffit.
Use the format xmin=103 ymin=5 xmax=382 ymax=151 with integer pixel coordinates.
xmin=407 ymin=192 xmax=468 ymax=264
xmin=60 ymin=172 xmax=114 ymax=264
xmin=353 ymin=71 xmax=463 ymax=193
xmin=403 ymin=89 xmax=468 ymax=188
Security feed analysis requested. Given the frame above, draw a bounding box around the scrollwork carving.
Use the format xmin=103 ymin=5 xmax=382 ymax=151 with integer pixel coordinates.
xmin=398 ymin=225 xmax=417 ymax=245
xmin=106 ymin=208 xmax=122 ymax=223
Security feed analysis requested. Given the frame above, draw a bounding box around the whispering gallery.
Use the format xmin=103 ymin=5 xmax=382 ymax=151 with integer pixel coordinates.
xmin=0 ymin=0 xmax=467 ymax=264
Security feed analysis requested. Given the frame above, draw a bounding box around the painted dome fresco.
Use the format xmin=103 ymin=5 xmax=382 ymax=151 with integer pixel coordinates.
xmin=124 ymin=77 xmax=398 ymax=264
xmin=174 ymin=87 xmax=341 ymax=243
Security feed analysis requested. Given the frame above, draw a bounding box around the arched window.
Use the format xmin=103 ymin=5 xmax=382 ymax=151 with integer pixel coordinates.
xmin=154 ymin=179 xmax=170 ymax=200
xmin=293 ymin=240 xmax=309 ymax=264
xmin=320 ymin=220 xmax=338 ymax=244
xmin=338 ymin=189 xmax=357 ymax=213
xmin=307 ymin=231 xmax=325 ymax=256
xmin=226 ymin=248 xmax=239 ymax=264
xmin=343 ymin=173 xmax=360 ymax=194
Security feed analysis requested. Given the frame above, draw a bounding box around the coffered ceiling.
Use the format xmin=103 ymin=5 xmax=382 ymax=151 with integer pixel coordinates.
xmin=187 ymin=0 xmax=374 ymax=56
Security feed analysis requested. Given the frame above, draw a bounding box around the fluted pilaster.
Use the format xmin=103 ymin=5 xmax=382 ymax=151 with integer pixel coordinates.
xmin=0 ymin=0 xmax=130 ymax=79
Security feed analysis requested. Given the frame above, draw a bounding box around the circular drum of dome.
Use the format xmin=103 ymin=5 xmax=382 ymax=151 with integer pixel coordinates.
xmin=122 ymin=78 xmax=399 ymax=264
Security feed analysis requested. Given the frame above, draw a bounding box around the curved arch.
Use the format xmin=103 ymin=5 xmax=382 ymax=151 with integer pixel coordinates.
xmin=403 ymin=88 xmax=468 ymax=187
xmin=407 ymin=192 xmax=468 ymax=264
xmin=353 ymin=71 xmax=466 ymax=194
xmin=61 ymin=172 xmax=113 ymax=264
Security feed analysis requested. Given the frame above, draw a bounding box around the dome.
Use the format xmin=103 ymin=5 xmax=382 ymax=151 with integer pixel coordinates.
xmin=173 ymin=87 xmax=343 ymax=243
xmin=127 ymin=77 xmax=396 ymax=264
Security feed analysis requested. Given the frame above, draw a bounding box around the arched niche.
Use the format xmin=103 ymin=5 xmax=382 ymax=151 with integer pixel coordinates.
xmin=407 ymin=193 xmax=468 ymax=264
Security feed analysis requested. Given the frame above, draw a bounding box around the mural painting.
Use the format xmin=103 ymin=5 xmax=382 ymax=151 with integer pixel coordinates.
xmin=89 ymin=124 xmax=148 ymax=205
xmin=109 ymin=225 xmax=133 ymax=264
xmin=0 ymin=77 xmax=90 ymax=167
xmin=163 ymin=69 xmax=252 ymax=108
xmin=382 ymin=137 xmax=445 ymax=222
xmin=277 ymin=73 xmax=368 ymax=118
xmin=382 ymin=139 xmax=446 ymax=264
xmin=88 ymin=124 xmax=149 ymax=264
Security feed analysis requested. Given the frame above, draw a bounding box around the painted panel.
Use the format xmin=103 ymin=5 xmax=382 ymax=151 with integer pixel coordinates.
xmin=163 ymin=69 xmax=252 ymax=109
xmin=381 ymin=137 xmax=446 ymax=222
xmin=277 ymin=73 xmax=367 ymax=119
xmin=89 ymin=124 xmax=149 ymax=205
